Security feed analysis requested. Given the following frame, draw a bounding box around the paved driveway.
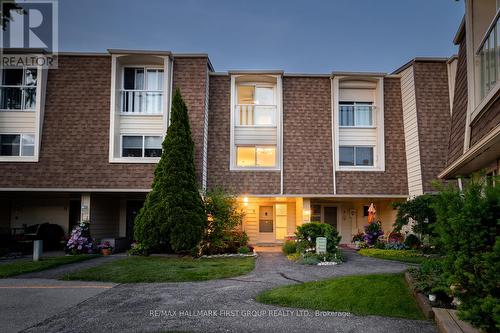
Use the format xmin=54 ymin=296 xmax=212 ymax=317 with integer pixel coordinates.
xmin=15 ymin=250 xmax=436 ymax=333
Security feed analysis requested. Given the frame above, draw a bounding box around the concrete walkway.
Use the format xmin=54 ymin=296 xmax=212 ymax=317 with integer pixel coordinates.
xmin=18 ymin=250 xmax=436 ymax=333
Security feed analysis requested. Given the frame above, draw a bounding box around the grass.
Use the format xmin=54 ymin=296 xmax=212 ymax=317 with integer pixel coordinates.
xmin=63 ymin=256 xmax=255 ymax=283
xmin=0 ymin=254 xmax=99 ymax=278
xmin=257 ymin=273 xmax=424 ymax=320
xmin=358 ymin=249 xmax=427 ymax=264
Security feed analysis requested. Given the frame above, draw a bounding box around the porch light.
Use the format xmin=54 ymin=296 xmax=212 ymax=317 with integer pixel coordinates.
xmin=243 ymin=196 xmax=249 ymax=206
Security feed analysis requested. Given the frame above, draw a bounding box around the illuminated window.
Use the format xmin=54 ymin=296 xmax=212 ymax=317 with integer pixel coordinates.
xmin=236 ymin=84 xmax=276 ymax=126
xmin=236 ymin=146 xmax=276 ymax=167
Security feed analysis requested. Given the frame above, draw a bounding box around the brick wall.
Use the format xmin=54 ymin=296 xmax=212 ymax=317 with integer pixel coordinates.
xmin=206 ymin=75 xmax=281 ymax=194
xmin=0 ymin=55 xmax=208 ymax=189
xmin=282 ymin=76 xmax=333 ymax=194
xmin=336 ymin=78 xmax=409 ymax=195
xmin=413 ymin=61 xmax=451 ymax=192
xmin=447 ymin=37 xmax=468 ymax=166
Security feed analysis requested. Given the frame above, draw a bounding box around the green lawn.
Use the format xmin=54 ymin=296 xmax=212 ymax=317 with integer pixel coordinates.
xmin=63 ymin=256 xmax=255 ymax=283
xmin=0 ymin=254 xmax=99 ymax=278
xmin=358 ymin=249 xmax=427 ymax=264
xmin=257 ymin=273 xmax=424 ymax=320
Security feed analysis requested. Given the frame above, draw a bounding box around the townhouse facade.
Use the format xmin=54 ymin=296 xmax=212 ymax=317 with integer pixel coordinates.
xmin=0 ymin=0 xmax=497 ymax=247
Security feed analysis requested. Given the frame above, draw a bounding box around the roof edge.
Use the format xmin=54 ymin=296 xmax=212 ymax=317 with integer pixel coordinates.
xmin=392 ymin=57 xmax=450 ymax=74
xmin=453 ymin=16 xmax=466 ymax=45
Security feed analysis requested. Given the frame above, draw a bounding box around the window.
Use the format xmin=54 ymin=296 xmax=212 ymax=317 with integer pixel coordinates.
xmin=236 ymin=84 xmax=276 ymax=126
xmin=339 ymin=102 xmax=373 ymax=127
xmin=0 ymin=134 xmax=35 ymax=156
xmin=259 ymin=206 xmax=273 ymax=233
xmin=121 ymin=67 xmax=164 ymax=113
xmin=122 ymin=135 xmax=162 ymax=158
xmin=339 ymin=146 xmax=374 ymax=166
xmin=478 ymin=13 xmax=500 ymax=99
xmin=236 ymin=146 xmax=276 ymax=167
xmin=0 ymin=68 xmax=37 ymax=111
xmin=363 ymin=206 xmax=369 ymax=217
xmin=311 ymin=204 xmax=321 ymax=222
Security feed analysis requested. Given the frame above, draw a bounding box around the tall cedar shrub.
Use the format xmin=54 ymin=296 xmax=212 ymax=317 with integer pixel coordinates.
xmin=432 ymin=177 xmax=500 ymax=332
xmin=134 ymin=89 xmax=206 ymax=253
xmin=392 ymin=194 xmax=437 ymax=238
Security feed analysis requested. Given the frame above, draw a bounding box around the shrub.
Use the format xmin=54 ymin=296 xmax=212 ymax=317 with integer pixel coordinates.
xmin=409 ymin=259 xmax=448 ymax=295
xmin=296 ymin=251 xmax=345 ymax=265
xmin=282 ymin=240 xmax=297 ymax=255
xmin=392 ymin=194 xmax=437 ymax=239
xmin=238 ymin=246 xmax=250 ymax=254
xmin=432 ymin=177 xmax=500 ymax=332
xmin=65 ymin=221 xmax=94 ymax=254
xmin=295 ymin=222 xmax=341 ymax=253
xmin=128 ymin=242 xmax=149 ymax=256
xmin=385 ymin=242 xmax=406 ymax=250
xmin=374 ymin=240 xmax=386 ymax=249
xmin=388 ymin=231 xmax=404 ymax=243
xmin=134 ymin=89 xmax=206 ymax=253
xmin=363 ymin=221 xmax=383 ymax=246
xmin=297 ymin=252 xmax=321 ymax=265
xmin=352 ymin=231 xmax=365 ymax=242
xmin=287 ymin=252 xmax=301 ymax=261
xmin=404 ymin=234 xmax=421 ymax=249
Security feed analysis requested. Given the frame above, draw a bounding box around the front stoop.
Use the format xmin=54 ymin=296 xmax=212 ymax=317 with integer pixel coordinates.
xmin=433 ymin=308 xmax=479 ymax=333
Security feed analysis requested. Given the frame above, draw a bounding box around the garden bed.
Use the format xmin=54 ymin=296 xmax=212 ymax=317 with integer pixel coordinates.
xmin=358 ymin=248 xmax=428 ymax=264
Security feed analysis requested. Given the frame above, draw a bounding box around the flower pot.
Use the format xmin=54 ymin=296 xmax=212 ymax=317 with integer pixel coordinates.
xmin=428 ymin=294 xmax=436 ymax=302
xmin=101 ymin=248 xmax=111 ymax=256
xmin=354 ymin=241 xmax=360 ymax=250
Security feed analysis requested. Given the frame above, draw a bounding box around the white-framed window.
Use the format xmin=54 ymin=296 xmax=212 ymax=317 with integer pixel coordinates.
xmin=0 ymin=134 xmax=35 ymax=156
xmin=236 ymin=84 xmax=276 ymax=126
xmin=478 ymin=13 xmax=500 ymax=99
xmin=0 ymin=68 xmax=38 ymax=111
xmin=339 ymin=146 xmax=374 ymax=166
xmin=121 ymin=135 xmax=162 ymax=158
xmin=236 ymin=145 xmax=276 ymax=167
xmin=339 ymin=102 xmax=374 ymax=127
xmin=121 ymin=67 xmax=164 ymax=114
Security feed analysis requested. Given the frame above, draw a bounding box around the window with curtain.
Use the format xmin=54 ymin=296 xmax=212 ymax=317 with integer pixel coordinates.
xmin=339 ymin=102 xmax=373 ymax=127
xmin=0 ymin=68 xmax=38 ymax=111
xmin=339 ymin=146 xmax=374 ymax=166
xmin=236 ymin=84 xmax=276 ymax=126
xmin=236 ymin=146 xmax=276 ymax=167
xmin=121 ymin=67 xmax=164 ymax=113
xmin=122 ymin=135 xmax=162 ymax=158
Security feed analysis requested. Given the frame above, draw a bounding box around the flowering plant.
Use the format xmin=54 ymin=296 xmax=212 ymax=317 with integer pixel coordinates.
xmin=98 ymin=241 xmax=113 ymax=250
xmin=363 ymin=221 xmax=384 ymax=246
xmin=65 ymin=220 xmax=94 ymax=254
xmin=352 ymin=231 xmax=365 ymax=243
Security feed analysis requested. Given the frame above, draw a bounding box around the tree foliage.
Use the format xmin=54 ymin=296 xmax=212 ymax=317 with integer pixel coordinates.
xmin=134 ymin=89 xmax=206 ymax=253
xmin=432 ymin=177 xmax=500 ymax=332
xmin=392 ymin=194 xmax=437 ymax=237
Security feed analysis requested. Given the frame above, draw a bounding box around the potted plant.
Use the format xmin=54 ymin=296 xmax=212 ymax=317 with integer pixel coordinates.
xmin=352 ymin=231 xmax=365 ymax=249
xmin=98 ymin=241 xmax=113 ymax=256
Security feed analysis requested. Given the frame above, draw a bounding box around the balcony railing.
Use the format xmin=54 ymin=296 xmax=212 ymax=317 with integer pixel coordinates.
xmin=0 ymin=86 xmax=37 ymax=111
xmin=236 ymin=104 xmax=276 ymax=126
xmin=120 ymin=90 xmax=163 ymax=114
xmin=478 ymin=10 xmax=500 ymax=99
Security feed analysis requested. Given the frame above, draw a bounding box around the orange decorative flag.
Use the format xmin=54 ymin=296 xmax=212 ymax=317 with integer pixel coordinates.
xmin=367 ymin=203 xmax=376 ymax=224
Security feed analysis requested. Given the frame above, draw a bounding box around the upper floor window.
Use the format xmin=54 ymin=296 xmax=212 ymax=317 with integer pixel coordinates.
xmin=478 ymin=13 xmax=500 ymax=99
xmin=0 ymin=68 xmax=37 ymax=111
xmin=121 ymin=135 xmax=162 ymax=158
xmin=339 ymin=102 xmax=374 ymax=127
xmin=339 ymin=146 xmax=374 ymax=166
xmin=0 ymin=134 xmax=35 ymax=156
xmin=236 ymin=84 xmax=276 ymax=126
xmin=121 ymin=67 xmax=163 ymax=114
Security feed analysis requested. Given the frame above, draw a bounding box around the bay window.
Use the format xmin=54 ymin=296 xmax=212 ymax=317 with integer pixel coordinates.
xmin=0 ymin=134 xmax=35 ymax=156
xmin=236 ymin=146 xmax=276 ymax=167
xmin=0 ymin=68 xmax=37 ymax=111
xmin=339 ymin=102 xmax=373 ymax=127
xmin=122 ymin=135 xmax=162 ymax=158
xmin=339 ymin=146 xmax=374 ymax=166
xmin=121 ymin=67 xmax=164 ymax=114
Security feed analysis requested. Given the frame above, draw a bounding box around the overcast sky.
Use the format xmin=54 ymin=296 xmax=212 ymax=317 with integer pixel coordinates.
xmin=59 ymin=0 xmax=464 ymax=73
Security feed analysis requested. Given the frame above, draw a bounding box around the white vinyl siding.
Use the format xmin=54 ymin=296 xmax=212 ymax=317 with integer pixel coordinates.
xmin=234 ymin=127 xmax=277 ymax=145
xmin=119 ymin=115 xmax=163 ymax=135
xmin=0 ymin=111 xmax=36 ymax=133
xmin=338 ymin=127 xmax=377 ymax=146
xmin=400 ymin=66 xmax=423 ymax=196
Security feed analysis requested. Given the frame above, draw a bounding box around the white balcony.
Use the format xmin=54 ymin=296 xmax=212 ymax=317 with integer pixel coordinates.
xmin=478 ymin=10 xmax=500 ymax=99
xmin=120 ymin=90 xmax=163 ymax=114
xmin=235 ymin=104 xmax=276 ymax=126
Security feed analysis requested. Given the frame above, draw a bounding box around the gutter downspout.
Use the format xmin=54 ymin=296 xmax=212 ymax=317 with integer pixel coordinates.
xmin=280 ymin=75 xmax=284 ymax=195
xmin=331 ymin=77 xmax=337 ymax=195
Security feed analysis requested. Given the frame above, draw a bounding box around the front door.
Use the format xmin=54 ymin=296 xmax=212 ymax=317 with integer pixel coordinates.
xmin=126 ymin=200 xmax=144 ymax=241
xmin=324 ymin=207 xmax=338 ymax=231
xmin=258 ymin=206 xmax=274 ymax=243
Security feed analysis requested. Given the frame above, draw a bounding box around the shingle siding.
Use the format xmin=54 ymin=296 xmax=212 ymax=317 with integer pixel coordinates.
xmin=469 ymin=97 xmax=500 ymax=146
xmin=447 ymin=37 xmax=468 ymax=166
xmin=282 ymin=76 xmax=333 ymax=194
xmin=413 ymin=61 xmax=451 ymax=192
xmin=335 ymin=78 xmax=408 ymax=195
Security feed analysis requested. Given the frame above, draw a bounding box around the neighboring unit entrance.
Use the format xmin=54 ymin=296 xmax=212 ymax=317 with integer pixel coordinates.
xmin=324 ymin=206 xmax=338 ymax=230
xmin=126 ymin=200 xmax=144 ymax=241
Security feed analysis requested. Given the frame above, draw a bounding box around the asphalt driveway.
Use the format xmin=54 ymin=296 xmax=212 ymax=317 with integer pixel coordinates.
xmin=13 ymin=250 xmax=436 ymax=333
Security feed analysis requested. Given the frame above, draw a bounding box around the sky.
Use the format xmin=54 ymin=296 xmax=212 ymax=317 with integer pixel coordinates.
xmin=59 ymin=0 xmax=464 ymax=73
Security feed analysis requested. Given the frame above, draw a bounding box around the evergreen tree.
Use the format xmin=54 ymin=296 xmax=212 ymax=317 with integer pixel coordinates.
xmin=134 ymin=88 xmax=206 ymax=252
